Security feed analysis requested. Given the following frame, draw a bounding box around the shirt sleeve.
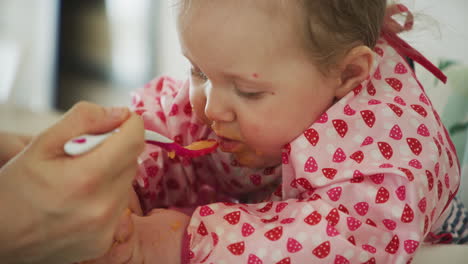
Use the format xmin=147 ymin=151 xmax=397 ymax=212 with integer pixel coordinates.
xmin=183 ymin=171 xmax=427 ymax=264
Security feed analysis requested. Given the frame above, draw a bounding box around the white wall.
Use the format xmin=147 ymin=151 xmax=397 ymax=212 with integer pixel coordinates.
xmin=106 ymin=0 xmax=154 ymax=87
xmin=403 ymin=0 xmax=468 ymax=64
xmin=0 ymin=0 xmax=59 ymax=110
xmin=156 ymin=1 xmax=188 ymax=80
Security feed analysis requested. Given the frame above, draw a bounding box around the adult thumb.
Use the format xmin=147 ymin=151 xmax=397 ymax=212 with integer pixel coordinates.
xmin=114 ymin=209 xmax=134 ymax=243
xmin=34 ymin=102 xmax=130 ymax=155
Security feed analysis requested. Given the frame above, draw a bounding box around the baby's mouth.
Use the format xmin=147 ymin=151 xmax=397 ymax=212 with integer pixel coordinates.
xmin=211 ymin=123 xmax=244 ymax=152
xmin=217 ymin=136 xmax=244 ymax=153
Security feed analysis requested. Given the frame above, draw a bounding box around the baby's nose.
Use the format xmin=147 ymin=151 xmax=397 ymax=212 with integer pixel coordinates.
xmin=204 ymin=86 xmax=235 ymax=123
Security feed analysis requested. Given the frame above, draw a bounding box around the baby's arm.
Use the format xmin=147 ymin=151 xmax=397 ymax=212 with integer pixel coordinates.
xmin=79 ymin=209 xmax=188 ymax=264
xmin=133 ymin=209 xmax=190 ymax=263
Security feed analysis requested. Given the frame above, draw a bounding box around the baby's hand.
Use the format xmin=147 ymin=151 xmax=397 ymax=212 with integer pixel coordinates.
xmin=80 ymin=209 xmax=189 ymax=264
xmin=79 ymin=210 xmax=143 ymax=264
xmin=79 ymin=188 xmax=143 ymax=264
xmin=134 ymin=209 xmax=190 ymax=264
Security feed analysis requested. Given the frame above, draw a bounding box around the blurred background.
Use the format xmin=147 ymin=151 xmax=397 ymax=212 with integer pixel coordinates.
xmin=0 ymin=0 xmax=467 ymax=112
xmin=0 ymin=0 xmax=187 ymax=112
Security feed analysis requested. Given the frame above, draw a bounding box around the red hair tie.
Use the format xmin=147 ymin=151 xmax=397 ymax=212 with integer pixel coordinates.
xmin=428 ymin=231 xmax=454 ymax=244
xmin=381 ymin=4 xmax=447 ymax=83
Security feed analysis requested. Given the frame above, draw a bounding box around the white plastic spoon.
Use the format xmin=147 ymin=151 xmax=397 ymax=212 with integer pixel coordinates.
xmin=64 ymin=129 xmax=218 ymax=158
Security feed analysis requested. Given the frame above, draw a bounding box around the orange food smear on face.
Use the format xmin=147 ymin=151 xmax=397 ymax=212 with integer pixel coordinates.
xmin=170 ymin=221 xmax=182 ymax=231
xmin=184 ymin=140 xmax=218 ymax=150
xmin=168 ymin=151 xmax=176 ymax=159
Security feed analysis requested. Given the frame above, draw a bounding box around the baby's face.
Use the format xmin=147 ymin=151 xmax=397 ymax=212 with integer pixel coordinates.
xmin=177 ymin=0 xmax=339 ymax=168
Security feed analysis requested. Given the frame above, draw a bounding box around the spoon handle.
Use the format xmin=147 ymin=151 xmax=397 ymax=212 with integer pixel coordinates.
xmin=64 ymin=130 xmax=174 ymax=156
xmin=64 ymin=131 xmax=116 ymax=156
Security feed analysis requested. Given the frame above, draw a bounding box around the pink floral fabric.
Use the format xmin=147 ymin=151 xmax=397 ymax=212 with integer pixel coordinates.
xmin=132 ymin=38 xmax=460 ymax=263
xmin=132 ymin=78 xmax=281 ymax=213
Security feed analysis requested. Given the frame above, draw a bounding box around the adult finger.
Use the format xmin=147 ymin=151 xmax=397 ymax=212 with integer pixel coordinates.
xmin=18 ymin=134 xmax=33 ymax=145
xmin=128 ymin=187 xmax=143 ymax=216
xmin=114 ymin=209 xmax=134 ymax=243
xmin=0 ymin=133 xmax=30 ymax=167
xmin=34 ymin=102 xmax=130 ymax=156
xmin=88 ymin=112 xmax=144 ymax=174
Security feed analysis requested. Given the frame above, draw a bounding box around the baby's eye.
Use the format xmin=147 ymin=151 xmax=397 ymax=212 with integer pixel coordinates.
xmin=190 ymin=66 xmax=208 ymax=81
xmin=236 ymin=89 xmax=264 ymax=100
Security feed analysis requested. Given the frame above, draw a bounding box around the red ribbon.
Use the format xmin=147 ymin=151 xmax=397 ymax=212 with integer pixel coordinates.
xmin=382 ymin=4 xmax=447 ymax=84
xmin=428 ymin=232 xmax=454 ymax=244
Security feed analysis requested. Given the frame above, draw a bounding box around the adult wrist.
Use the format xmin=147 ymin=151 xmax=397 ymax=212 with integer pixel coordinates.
xmin=0 ymin=180 xmax=44 ymax=263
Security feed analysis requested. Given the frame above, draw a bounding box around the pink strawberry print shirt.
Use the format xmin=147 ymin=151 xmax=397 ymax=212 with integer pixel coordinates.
xmin=132 ymin=38 xmax=460 ymax=264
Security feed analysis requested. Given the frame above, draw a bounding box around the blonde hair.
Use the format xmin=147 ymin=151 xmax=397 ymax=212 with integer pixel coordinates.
xmin=177 ymin=0 xmax=388 ymax=71
xmin=299 ymin=0 xmax=387 ymax=70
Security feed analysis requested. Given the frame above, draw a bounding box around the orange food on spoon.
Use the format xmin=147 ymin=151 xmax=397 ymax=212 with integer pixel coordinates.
xmin=148 ymin=139 xmax=218 ymax=159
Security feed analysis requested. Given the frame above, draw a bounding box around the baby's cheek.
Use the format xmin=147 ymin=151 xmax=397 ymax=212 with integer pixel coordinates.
xmin=189 ymin=87 xmax=210 ymax=124
xmin=245 ymin=133 xmax=285 ymax=157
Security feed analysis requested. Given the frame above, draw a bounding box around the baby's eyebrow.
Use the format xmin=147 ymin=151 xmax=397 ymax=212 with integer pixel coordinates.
xmin=224 ymin=71 xmax=262 ymax=82
xmin=182 ymin=52 xmax=272 ymax=87
xmin=228 ymin=73 xmax=273 ymax=89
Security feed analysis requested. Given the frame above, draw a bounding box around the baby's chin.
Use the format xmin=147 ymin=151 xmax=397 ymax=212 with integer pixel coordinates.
xmin=233 ymin=151 xmax=281 ymax=169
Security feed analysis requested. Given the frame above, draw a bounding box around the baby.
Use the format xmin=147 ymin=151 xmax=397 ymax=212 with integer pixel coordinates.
xmin=84 ymin=0 xmax=466 ymax=263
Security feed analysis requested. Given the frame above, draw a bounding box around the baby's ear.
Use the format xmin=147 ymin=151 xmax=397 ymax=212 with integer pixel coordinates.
xmin=335 ymin=46 xmax=374 ymax=99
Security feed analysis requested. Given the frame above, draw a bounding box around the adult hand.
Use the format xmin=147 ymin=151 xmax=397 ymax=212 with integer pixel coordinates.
xmin=0 ymin=102 xmax=145 ymax=264
xmin=0 ymin=131 xmax=32 ymax=167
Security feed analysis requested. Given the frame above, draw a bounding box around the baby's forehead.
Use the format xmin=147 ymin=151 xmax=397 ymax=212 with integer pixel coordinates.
xmin=178 ymin=2 xmax=305 ymax=44
xmin=177 ymin=0 xmax=303 ymax=20
xmin=177 ymin=0 xmax=306 ymax=39
xmin=177 ymin=1 xmax=315 ymax=77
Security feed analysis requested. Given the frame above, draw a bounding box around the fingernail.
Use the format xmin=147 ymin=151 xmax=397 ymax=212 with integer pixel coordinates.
xmin=107 ymin=107 xmax=129 ymax=120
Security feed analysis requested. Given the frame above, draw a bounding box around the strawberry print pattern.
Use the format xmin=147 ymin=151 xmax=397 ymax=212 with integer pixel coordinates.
xmin=131 ymin=38 xmax=460 ymax=263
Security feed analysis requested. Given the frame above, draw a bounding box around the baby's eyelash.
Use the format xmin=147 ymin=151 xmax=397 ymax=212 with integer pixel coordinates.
xmin=235 ymin=89 xmax=264 ymax=100
xmin=190 ymin=67 xmax=208 ymax=81
xmin=189 ymin=67 xmax=264 ymax=99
